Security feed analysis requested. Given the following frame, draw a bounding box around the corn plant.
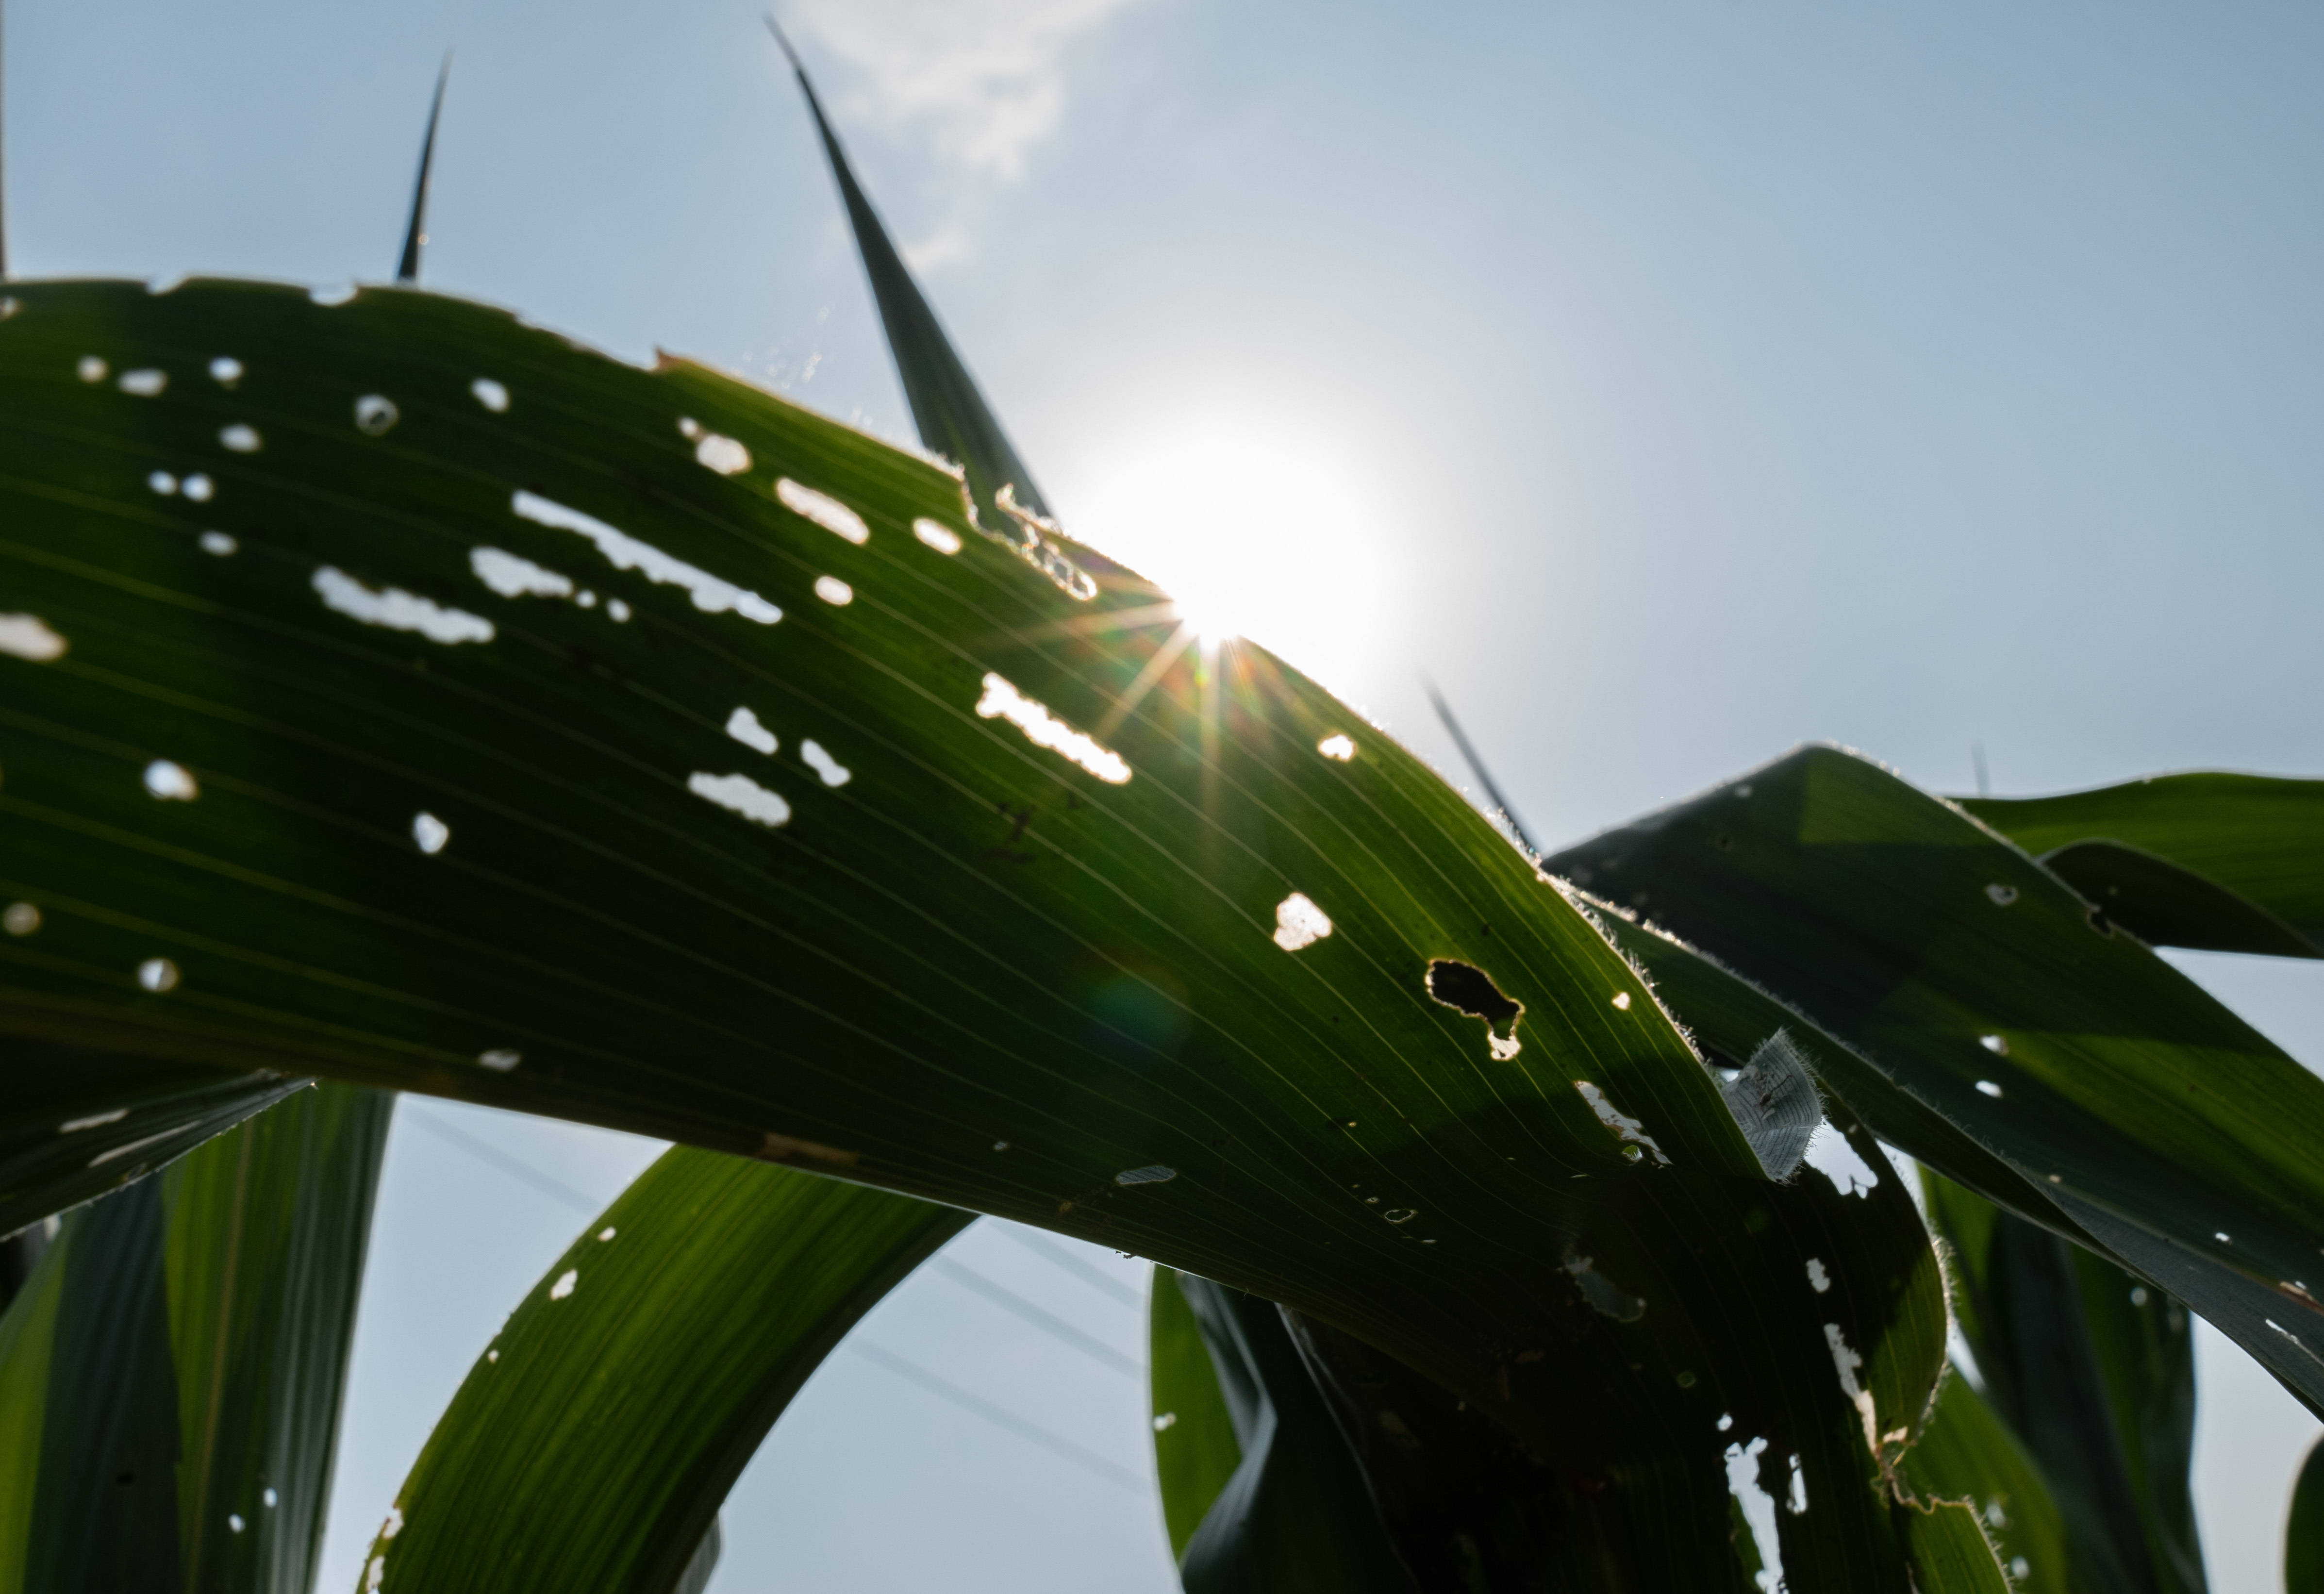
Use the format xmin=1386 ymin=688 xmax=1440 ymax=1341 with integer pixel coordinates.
xmin=0 ymin=30 xmax=2320 ymax=1594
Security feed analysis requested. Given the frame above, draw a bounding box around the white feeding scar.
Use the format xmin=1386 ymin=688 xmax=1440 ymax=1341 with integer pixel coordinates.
xmin=974 ymin=673 xmax=1131 ymax=784
xmin=689 ymin=771 xmax=792 ymax=828
xmin=913 ymin=518 xmax=963 ymax=554
xmin=801 ymin=739 xmax=851 ymax=787
xmin=726 ymin=706 xmax=778 ymax=755
xmin=513 ymin=492 xmax=782 ymax=625
xmin=0 ymin=614 xmax=67 ymax=662
xmin=1273 ymin=893 xmax=1332 ymax=951
xmin=314 ymin=568 xmax=495 ymax=645
xmin=778 ymin=478 xmax=869 ymax=544
xmin=471 ymin=547 xmax=574 ymax=600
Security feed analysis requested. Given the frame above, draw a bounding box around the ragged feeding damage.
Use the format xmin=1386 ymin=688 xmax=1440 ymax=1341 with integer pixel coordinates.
xmin=1425 ymin=959 xmax=1523 ymax=1060
xmin=471 ymin=377 xmax=510 ymax=413
xmin=814 ymin=576 xmax=853 ymax=606
xmin=412 ymin=813 xmax=450 ymax=855
xmin=689 ymin=771 xmax=793 ymax=828
xmin=136 ymin=958 xmax=180 ymax=993
xmin=315 ymin=567 xmax=495 ymax=645
xmin=1574 ymin=1081 xmax=1672 ymax=1165
xmin=219 ymin=423 xmax=262 ymax=453
xmin=974 ymin=673 xmax=1131 ymax=784
xmin=4 ymin=902 xmax=42 ymax=935
xmin=1725 ymin=1434 xmax=1787 ymax=1589
xmin=1800 ymin=1123 xmax=1880 ymax=1198
xmin=1116 ymin=1165 xmax=1177 ymax=1186
xmin=1272 ymin=893 xmax=1332 ymax=951
xmin=478 ymin=1049 xmax=522 ymax=1072
xmin=471 ymin=547 xmax=575 ymax=601
xmin=354 ymin=395 xmax=399 ymax=434
xmin=118 ymin=368 xmax=167 ymax=397
xmin=1317 ymin=733 xmax=1356 ymax=761
xmin=0 ymin=613 xmax=68 ymax=662
xmin=985 ymin=484 xmax=1098 ymax=600
xmin=913 ymin=517 xmax=963 ymax=554
xmin=1823 ymin=1321 xmax=1897 ymax=1460
xmin=1562 ymin=1244 xmax=1646 ymax=1322
xmin=778 ymin=477 xmax=870 ymax=543
xmin=548 ymin=1268 xmax=578 ymax=1300
xmin=513 ymin=491 xmax=781 ymax=625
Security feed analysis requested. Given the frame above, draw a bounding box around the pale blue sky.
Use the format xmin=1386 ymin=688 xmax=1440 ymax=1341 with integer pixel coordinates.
xmin=12 ymin=0 xmax=2323 ymax=1588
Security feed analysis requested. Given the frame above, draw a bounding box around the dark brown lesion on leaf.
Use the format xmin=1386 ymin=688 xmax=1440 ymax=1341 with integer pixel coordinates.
xmin=1426 ymin=959 xmax=1523 ymax=1049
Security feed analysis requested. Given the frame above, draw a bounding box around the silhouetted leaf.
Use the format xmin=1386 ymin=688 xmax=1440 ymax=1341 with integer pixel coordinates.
xmin=1547 ymin=747 xmax=2324 ymax=1422
xmin=1150 ymin=1268 xmax=1244 ymax=1560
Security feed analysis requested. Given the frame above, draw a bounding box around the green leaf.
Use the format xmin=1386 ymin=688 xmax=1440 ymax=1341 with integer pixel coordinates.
xmin=368 ymin=1145 xmax=968 ymax=1594
xmin=0 ymin=281 xmax=1936 ymax=1577
xmin=1901 ymin=1497 xmax=2014 ymax=1594
xmin=0 ymin=1080 xmax=388 ymax=1593
xmin=0 ymin=1046 xmax=307 ymax=1238
xmin=1926 ymin=1171 xmax=2203 ymax=1594
xmin=1149 ymin=1268 xmax=1243 ymax=1560
xmin=1899 ymin=1375 xmax=2070 ymax=1594
xmin=771 ymin=26 xmax=1054 ymax=528
xmin=1545 ymin=745 xmax=2324 ymax=1421
xmin=2288 ymin=1432 xmax=2324 ymax=1594
xmin=1960 ymin=773 xmax=2324 ymax=956
xmin=1169 ymin=1275 xmax=1411 ymax=1594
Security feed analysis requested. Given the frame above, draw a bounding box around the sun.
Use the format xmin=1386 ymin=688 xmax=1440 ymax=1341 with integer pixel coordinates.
xmin=1051 ymin=409 xmax=1393 ymax=696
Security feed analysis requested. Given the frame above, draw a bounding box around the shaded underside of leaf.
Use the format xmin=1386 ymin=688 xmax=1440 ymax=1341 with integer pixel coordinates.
xmin=1925 ymin=1170 xmax=2205 ymax=1594
xmin=1899 ymin=1374 xmax=2070 ymax=1594
xmin=369 ymin=1146 xmax=969 ymax=1594
xmin=0 ymin=1047 xmax=306 ymax=1238
xmin=1960 ymin=772 xmax=2324 ymax=956
xmin=1900 ymin=1497 xmax=2014 ymax=1593
xmin=0 ymin=1080 xmax=388 ymax=1594
xmin=1170 ymin=1275 xmax=1413 ymax=1594
xmin=1545 ymin=746 xmax=2324 ymax=1421
xmin=0 ymin=278 xmax=1950 ymax=1501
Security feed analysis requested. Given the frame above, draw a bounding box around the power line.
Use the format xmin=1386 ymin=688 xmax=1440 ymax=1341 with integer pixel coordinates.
xmin=992 ymin=1223 xmax=1147 ymax=1311
xmin=847 ymin=1340 xmax=1145 ymax=1493
xmin=398 ymin=1105 xmax=606 ymax=1215
xmin=930 ymin=1257 xmax=1142 ymax=1379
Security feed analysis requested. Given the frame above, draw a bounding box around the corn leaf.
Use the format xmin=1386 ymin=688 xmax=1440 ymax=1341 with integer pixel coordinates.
xmin=0 ymin=1048 xmax=307 ymax=1237
xmin=0 ymin=277 xmax=1956 ymax=1575
xmin=1149 ymin=1269 xmax=1244 ymax=1560
xmin=1926 ymin=1171 xmax=2204 ymax=1594
xmin=2288 ymin=1433 xmax=2324 ymax=1594
xmin=1959 ymin=774 xmax=2324 ymax=958
xmin=0 ymin=1080 xmax=387 ymax=1594
xmin=1902 ymin=1498 xmax=2014 ymax=1594
xmin=1545 ymin=746 xmax=2324 ymax=1422
xmin=365 ymin=1145 xmax=968 ymax=1594
xmin=1899 ymin=1376 xmax=2070 ymax=1594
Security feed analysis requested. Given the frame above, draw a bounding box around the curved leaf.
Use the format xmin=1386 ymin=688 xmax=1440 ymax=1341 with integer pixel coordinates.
xmin=2288 ymin=1432 xmax=2324 ymax=1594
xmin=1960 ymin=773 xmax=2324 ymax=957
xmin=1899 ymin=1376 xmax=2069 ymax=1594
xmin=1926 ymin=1171 xmax=2204 ymax=1594
xmin=0 ymin=277 xmax=1953 ymax=1515
xmin=1169 ymin=1275 xmax=1411 ymax=1594
xmin=366 ymin=1145 xmax=969 ymax=1594
xmin=1545 ymin=746 xmax=2324 ymax=1420
xmin=0 ymin=1080 xmax=387 ymax=1594
xmin=1149 ymin=1267 xmax=1243 ymax=1560
xmin=1902 ymin=1498 xmax=2014 ymax=1594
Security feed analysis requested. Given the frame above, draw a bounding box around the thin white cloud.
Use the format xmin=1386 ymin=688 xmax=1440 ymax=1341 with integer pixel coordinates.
xmin=785 ymin=0 xmax=1145 ymax=179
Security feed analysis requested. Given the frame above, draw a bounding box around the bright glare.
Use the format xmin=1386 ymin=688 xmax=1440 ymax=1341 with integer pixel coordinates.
xmin=1057 ymin=410 xmax=1396 ymax=696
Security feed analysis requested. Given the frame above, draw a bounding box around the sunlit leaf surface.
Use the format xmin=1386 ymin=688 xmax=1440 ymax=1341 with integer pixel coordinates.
xmin=0 ymin=279 xmax=1942 ymax=1573
xmin=368 ymin=1146 xmax=966 ymax=1594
